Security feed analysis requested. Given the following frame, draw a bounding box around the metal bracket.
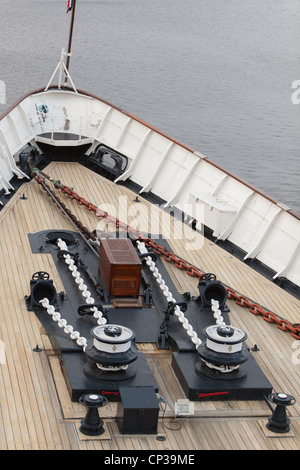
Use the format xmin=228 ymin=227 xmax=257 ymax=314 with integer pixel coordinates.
xmin=142 ymin=287 xmax=153 ymax=306
xmin=138 ymin=252 xmax=157 ymax=262
xmin=157 ymin=301 xmax=188 ymax=350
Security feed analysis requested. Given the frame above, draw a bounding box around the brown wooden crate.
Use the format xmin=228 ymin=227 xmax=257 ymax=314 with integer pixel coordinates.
xmin=99 ymin=239 xmax=141 ymax=297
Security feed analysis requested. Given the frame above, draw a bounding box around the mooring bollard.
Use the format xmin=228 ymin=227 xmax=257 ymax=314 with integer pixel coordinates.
xmin=266 ymin=392 xmax=296 ymax=433
xmin=79 ymin=393 xmax=108 ymax=436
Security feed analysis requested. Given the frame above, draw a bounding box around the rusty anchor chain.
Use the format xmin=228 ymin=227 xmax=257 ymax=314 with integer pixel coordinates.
xmin=35 ymin=171 xmax=300 ymax=341
xmin=35 ymin=174 xmax=97 ymax=244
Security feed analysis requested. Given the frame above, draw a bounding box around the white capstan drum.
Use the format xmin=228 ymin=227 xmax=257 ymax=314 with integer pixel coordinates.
xmin=84 ymin=324 xmax=138 ymax=380
xmin=196 ymin=324 xmax=249 ymax=378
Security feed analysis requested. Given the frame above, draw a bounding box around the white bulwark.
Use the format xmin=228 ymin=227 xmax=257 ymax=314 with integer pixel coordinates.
xmin=0 ymin=87 xmax=299 ymax=288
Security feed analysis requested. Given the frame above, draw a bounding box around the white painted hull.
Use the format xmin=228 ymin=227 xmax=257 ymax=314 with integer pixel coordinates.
xmin=0 ymin=87 xmax=299 ymax=289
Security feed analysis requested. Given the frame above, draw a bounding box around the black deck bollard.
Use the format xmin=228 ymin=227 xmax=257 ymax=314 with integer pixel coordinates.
xmin=266 ymin=392 xmax=296 ymax=433
xmin=79 ymin=394 xmax=108 ymax=436
xmin=197 ymin=275 xmax=228 ymax=309
xmin=29 ymin=271 xmax=57 ymax=309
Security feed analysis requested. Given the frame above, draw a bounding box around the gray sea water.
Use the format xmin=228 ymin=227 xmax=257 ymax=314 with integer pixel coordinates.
xmin=0 ymin=0 xmax=299 ymax=212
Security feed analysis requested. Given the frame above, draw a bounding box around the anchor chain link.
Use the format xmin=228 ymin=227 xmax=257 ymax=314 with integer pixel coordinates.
xmin=35 ymin=174 xmax=300 ymax=342
xmin=36 ymin=175 xmax=97 ymax=242
xmin=39 ymin=297 xmax=88 ymax=351
xmin=136 ymin=240 xmax=202 ymax=348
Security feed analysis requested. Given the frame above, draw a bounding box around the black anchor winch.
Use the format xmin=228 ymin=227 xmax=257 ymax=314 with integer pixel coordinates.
xmin=26 ymin=229 xmax=274 ymax=403
xmin=84 ymin=324 xmax=138 ymax=381
xmin=196 ymin=324 xmax=250 ymax=379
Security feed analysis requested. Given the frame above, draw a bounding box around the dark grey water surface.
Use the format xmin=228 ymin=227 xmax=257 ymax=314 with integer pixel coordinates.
xmin=0 ymin=0 xmax=299 ymax=212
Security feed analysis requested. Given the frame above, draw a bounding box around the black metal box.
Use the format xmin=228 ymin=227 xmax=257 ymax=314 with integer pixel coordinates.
xmin=116 ymin=386 xmax=159 ymax=434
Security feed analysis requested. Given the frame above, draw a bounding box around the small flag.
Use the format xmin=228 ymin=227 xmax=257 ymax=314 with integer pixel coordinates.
xmin=67 ymin=0 xmax=73 ymax=13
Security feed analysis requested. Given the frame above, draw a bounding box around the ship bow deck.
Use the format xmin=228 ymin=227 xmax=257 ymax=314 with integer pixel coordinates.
xmin=0 ymin=161 xmax=300 ymax=450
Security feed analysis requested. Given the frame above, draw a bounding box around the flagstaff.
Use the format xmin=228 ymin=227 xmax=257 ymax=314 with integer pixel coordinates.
xmin=64 ymin=0 xmax=77 ymax=85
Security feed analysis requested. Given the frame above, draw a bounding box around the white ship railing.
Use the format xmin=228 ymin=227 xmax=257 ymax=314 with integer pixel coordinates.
xmin=29 ymin=110 xmax=95 ymax=143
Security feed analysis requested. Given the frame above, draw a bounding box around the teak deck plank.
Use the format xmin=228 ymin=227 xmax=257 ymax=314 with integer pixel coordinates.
xmin=0 ymin=162 xmax=299 ymax=450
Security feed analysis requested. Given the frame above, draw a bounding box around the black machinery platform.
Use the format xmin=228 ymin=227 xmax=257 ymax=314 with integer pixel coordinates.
xmin=27 ymin=229 xmax=272 ymax=403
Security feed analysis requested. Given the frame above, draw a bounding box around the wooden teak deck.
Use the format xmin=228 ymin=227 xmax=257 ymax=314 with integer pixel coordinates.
xmin=0 ymin=161 xmax=300 ymax=451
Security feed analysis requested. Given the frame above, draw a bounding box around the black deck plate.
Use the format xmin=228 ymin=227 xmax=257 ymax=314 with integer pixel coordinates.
xmin=106 ymin=308 xmax=162 ymax=343
xmin=61 ymin=352 xmax=158 ymax=402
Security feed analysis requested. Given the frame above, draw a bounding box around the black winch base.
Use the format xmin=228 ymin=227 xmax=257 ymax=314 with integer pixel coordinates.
xmin=27 ymin=230 xmax=273 ymax=403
